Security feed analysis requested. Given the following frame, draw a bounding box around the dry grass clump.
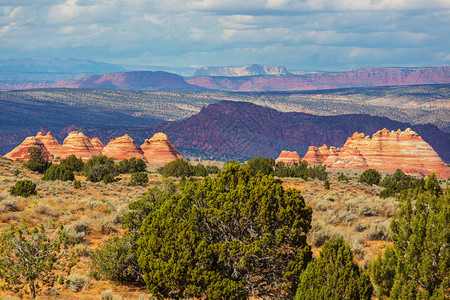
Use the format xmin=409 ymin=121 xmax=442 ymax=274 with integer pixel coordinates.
xmin=65 ymin=219 xmax=90 ymax=244
xmin=34 ymin=202 xmax=58 ymax=217
xmin=0 ymin=197 xmax=19 ymax=213
xmin=66 ymin=273 xmax=90 ymax=292
xmin=365 ymin=220 xmax=391 ymax=241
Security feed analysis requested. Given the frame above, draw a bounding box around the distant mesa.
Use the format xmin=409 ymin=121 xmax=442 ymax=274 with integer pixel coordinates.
xmin=141 ymin=132 xmax=183 ymax=164
xmin=301 ymin=128 xmax=450 ymax=178
xmin=56 ymin=131 xmax=102 ymax=162
xmin=276 ymin=150 xmax=301 ymax=165
xmin=193 ymin=64 xmax=292 ymax=77
xmin=4 ymin=136 xmax=52 ymax=161
xmin=3 ymin=131 xmax=182 ymax=165
xmin=102 ymin=134 xmax=145 ymax=161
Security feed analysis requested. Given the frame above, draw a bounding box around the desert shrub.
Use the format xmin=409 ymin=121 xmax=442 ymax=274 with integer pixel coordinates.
xmin=379 ymin=170 xmax=423 ymax=198
xmin=158 ymin=159 xmax=214 ymax=178
xmin=247 ymin=157 xmax=275 ymax=175
xmin=102 ymin=173 xmax=115 ymax=184
xmin=295 ymin=238 xmax=373 ymax=300
xmin=158 ymin=158 xmax=194 ymax=177
xmin=354 ymin=222 xmax=367 ymax=232
xmin=372 ymin=176 xmax=448 ymax=299
xmin=101 ymin=289 xmax=114 ymax=300
xmin=206 ymin=165 xmax=220 ymax=174
xmin=9 ymin=180 xmax=36 ymax=197
xmin=129 ymin=172 xmax=148 ymax=186
xmin=43 ymin=164 xmax=75 ymax=181
xmin=65 ymin=273 xmax=89 ymax=292
xmin=0 ymin=198 xmax=19 ymax=212
xmin=24 ymin=147 xmax=51 ymax=174
xmin=138 ymin=164 xmax=312 ymax=299
xmin=274 ymin=161 xmax=328 ymax=180
xmin=358 ymin=169 xmax=381 ymax=186
xmin=116 ymin=158 xmax=146 ymax=174
xmin=84 ymin=155 xmax=117 ymax=183
xmin=65 ymin=220 xmax=90 ymax=244
xmin=73 ymin=180 xmax=82 ymax=189
xmin=192 ymin=163 xmax=207 ymax=176
xmin=91 ymin=233 xmax=143 ymax=285
xmin=324 ymin=179 xmax=330 ymax=190
xmin=337 ymin=173 xmax=349 ymax=182
xmin=60 ymin=155 xmax=84 ymax=172
xmin=365 ymin=222 xmax=390 ymax=241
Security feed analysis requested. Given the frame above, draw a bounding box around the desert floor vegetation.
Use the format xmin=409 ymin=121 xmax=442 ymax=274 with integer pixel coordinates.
xmin=0 ymin=156 xmax=446 ymax=299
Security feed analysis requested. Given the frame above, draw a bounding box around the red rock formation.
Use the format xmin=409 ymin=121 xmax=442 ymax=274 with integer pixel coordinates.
xmin=302 ymin=146 xmax=326 ymax=164
xmin=102 ymin=134 xmax=145 ymax=161
xmin=141 ymin=132 xmax=183 ymax=164
xmin=275 ymin=150 xmax=301 ymax=165
xmin=4 ymin=136 xmax=52 ymax=161
xmin=55 ymin=131 xmax=102 ymax=161
xmin=90 ymin=138 xmax=104 ymax=153
xmin=328 ymin=129 xmax=450 ymax=178
xmin=322 ymin=146 xmax=340 ymax=166
xmin=36 ymin=132 xmax=61 ymax=156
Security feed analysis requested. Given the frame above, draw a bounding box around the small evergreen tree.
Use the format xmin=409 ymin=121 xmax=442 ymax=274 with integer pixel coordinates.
xmin=324 ymin=179 xmax=330 ymax=190
xmin=43 ymin=164 xmax=75 ymax=181
xmin=379 ymin=170 xmax=423 ymax=198
xmin=24 ymin=147 xmax=51 ymax=174
xmin=359 ymin=169 xmax=381 ymax=186
xmin=60 ymin=155 xmax=84 ymax=172
xmin=83 ymin=155 xmax=116 ymax=182
xmin=338 ymin=173 xmax=349 ymax=182
xmin=0 ymin=221 xmax=75 ymax=299
xmin=246 ymin=157 xmax=275 ymax=175
xmin=371 ymin=174 xmax=449 ymax=299
xmin=295 ymin=237 xmax=373 ymax=300
xmin=9 ymin=180 xmax=37 ymax=197
xmin=157 ymin=158 xmax=194 ymax=177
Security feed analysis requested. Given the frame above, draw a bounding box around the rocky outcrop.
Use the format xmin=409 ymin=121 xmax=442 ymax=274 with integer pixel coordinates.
xmin=275 ymin=150 xmax=301 ymax=165
xmin=141 ymin=132 xmax=183 ymax=164
xmin=36 ymin=132 xmax=61 ymax=156
xmin=90 ymin=138 xmax=104 ymax=153
xmin=302 ymin=145 xmax=331 ymax=164
xmin=326 ymin=129 xmax=450 ymax=178
xmin=322 ymin=146 xmax=340 ymax=166
xmin=55 ymin=131 xmax=102 ymax=161
xmin=4 ymin=136 xmax=52 ymax=161
xmin=102 ymin=134 xmax=145 ymax=161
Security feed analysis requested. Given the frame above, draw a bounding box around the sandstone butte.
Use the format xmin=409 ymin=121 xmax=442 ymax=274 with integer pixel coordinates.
xmin=4 ymin=136 xmax=52 ymax=161
xmin=102 ymin=134 xmax=145 ymax=161
xmin=90 ymin=137 xmax=104 ymax=153
xmin=304 ymin=128 xmax=449 ymax=178
xmin=55 ymin=131 xmax=102 ymax=162
xmin=141 ymin=132 xmax=183 ymax=164
xmin=302 ymin=145 xmax=331 ymax=165
xmin=275 ymin=150 xmax=301 ymax=165
xmin=36 ymin=132 xmax=61 ymax=156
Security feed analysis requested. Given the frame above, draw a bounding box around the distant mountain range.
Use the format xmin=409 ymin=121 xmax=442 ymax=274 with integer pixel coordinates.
xmin=1 ymin=57 xmax=449 ymax=92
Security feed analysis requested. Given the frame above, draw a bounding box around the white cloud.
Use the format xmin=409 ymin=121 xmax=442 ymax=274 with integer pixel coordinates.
xmin=0 ymin=0 xmax=447 ymax=70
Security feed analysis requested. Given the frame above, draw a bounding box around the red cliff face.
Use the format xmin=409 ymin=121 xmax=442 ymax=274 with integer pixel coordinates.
xmin=275 ymin=150 xmax=301 ymax=165
xmin=325 ymin=129 xmax=450 ymax=178
xmin=4 ymin=136 xmax=52 ymax=161
xmin=102 ymin=134 xmax=145 ymax=161
xmin=141 ymin=132 xmax=183 ymax=164
xmin=55 ymin=131 xmax=102 ymax=162
xmin=302 ymin=145 xmax=330 ymax=164
xmin=36 ymin=132 xmax=61 ymax=157
xmin=90 ymin=138 xmax=104 ymax=153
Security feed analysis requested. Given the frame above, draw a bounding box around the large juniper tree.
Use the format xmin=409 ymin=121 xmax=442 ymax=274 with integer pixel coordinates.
xmin=138 ymin=163 xmax=313 ymax=299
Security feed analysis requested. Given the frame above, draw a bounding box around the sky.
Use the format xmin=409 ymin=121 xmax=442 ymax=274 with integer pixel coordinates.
xmin=0 ymin=0 xmax=449 ymax=71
